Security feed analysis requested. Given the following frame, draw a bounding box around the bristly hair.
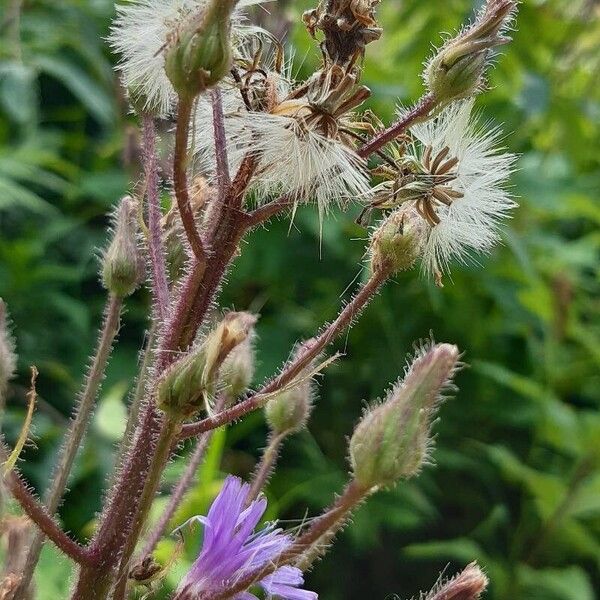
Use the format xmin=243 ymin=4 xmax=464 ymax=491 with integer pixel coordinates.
xmin=108 ymin=0 xmax=272 ymax=117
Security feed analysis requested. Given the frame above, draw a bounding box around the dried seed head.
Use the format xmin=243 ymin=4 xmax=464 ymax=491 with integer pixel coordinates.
xmin=425 ymin=0 xmax=517 ymax=103
xmin=425 ymin=562 xmax=489 ymax=600
xmin=157 ymin=312 xmax=256 ymax=418
xmin=101 ymin=196 xmax=144 ymax=298
xmin=349 ymin=342 xmax=460 ymax=489
xmin=303 ymin=0 xmax=382 ymax=70
xmin=165 ymin=0 xmax=236 ymax=100
xmin=0 ymin=300 xmax=17 ymax=402
xmin=369 ymin=209 xmax=425 ymax=275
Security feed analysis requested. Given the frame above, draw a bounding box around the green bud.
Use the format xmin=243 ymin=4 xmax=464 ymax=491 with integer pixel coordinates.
xmin=164 ymin=0 xmax=236 ymax=100
xmin=219 ymin=335 xmax=256 ymax=400
xmin=265 ymin=378 xmax=313 ymax=435
xmin=102 ymin=196 xmax=143 ymax=297
xmin=370 ymin=209 xmax=424 ymax=275
xmin=425 ymin=0 xmax=517 ymax=103
xmin=349 ymin=343 xmax=459 ymax=489
xmin=0 ymin=299 xmax=17 ymax=403
xmin=157 ymin=312 xmax=256 ymax=418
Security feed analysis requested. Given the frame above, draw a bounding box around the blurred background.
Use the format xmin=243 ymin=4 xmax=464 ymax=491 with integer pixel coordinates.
xmin=1 ymin=0 xmax=599 ymax=598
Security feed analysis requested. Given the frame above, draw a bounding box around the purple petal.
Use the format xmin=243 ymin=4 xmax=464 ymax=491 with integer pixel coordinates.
xmin=261 ymin=566 xmax=318 ymax=600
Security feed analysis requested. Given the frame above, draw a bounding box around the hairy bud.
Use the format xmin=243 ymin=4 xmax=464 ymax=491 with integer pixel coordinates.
xmin=265 ymin=378 xmax=313 ymax=435
xmin=349 ymin=342 xmax=459 ymax=489
xmin=102 ymin=196 xmax=143 ymax=297
xmin=0 ymin=300 xmax=17 ymax=411
xmin=158 ymin=312 xmax=256 ymax=418
xmin=425 ymin=0 xmax=517 ymax=103
xmin=370 ymin=209 xmax=424 ymax=275
xmin=219 ymin=334 xmax=256 ymax=400
xmin=165 ymin=0 xmax=236 ymax=99
xmin=426 ymin=562 xmax=489 ymax=600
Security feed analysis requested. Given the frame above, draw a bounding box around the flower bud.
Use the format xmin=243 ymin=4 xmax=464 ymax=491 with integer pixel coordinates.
xmin=102 ymin=196 xmax=143 ymax=297
xmin=425 ymin=0 xmax=517 ymax=103
xmin=0 ymin=300 xmax=17 ymax=402
xmin=265 ymin=378 xmax=313 ymax=435
xmin=349 ymin=342 xmax=459 ymax=489
xmin=219 ymin=335 xmax=256 ymax=400
xmin=370 ymin=209 xmax=424 ymax=275
xmin=157 ymin=312 xmax=256 ymax=418
xmin=164 ymin=0 xmax=236 ymax=100
xmin=426 ymin=562 xmax=489 ymax=600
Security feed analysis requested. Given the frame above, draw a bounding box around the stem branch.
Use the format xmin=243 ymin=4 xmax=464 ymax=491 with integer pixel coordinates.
xmin=142 ymin=114 xmax=170 ymax=320
xmin=179 ymin=268 xmax=389 ymax=440
xmin=15 ymin=294 xmax=121 ymax=595
xmin=357 ymin=94 xmax=436 ymax=158
xmin=174 ymin=98 xmax=208 ymax=266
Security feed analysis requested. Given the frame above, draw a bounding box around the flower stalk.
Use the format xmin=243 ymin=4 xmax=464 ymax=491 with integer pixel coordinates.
xmin=13 ymin=294 xmax=122 ymax=599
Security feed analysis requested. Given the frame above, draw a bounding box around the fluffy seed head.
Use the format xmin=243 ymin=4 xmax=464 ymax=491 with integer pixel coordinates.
xmin=101 ymin=196 xmax=143 ymax=297
xmin=164 ymin=0 xmax=236 ymax=99
xmin=368 ymin=100 xmax=516 ymax=285
xmin=349 ymin=342 xmax=460 ymax=489
xmin=109 ymin=0 xmax=269 ymax=116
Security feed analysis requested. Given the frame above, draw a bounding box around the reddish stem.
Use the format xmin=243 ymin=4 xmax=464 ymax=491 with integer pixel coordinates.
xmin=2 ymin=465 xmax=91 ymax=566
xmin=142 ymin=114 xmax=170 ymax=320
xmin=173 ymin=98 xmax=208 ymax=266
xmin=178 ymin=267 xmax=390 ymax=440
xmin=357 ymin=94 xmax=436 ymax=158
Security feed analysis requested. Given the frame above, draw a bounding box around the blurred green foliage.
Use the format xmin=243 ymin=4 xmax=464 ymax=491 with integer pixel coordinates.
xmin=1 ymin=0 xmax=599 ymax=598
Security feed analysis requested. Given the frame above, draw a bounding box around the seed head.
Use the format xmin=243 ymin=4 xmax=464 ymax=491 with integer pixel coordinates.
xmin=165 ymin=0 xmax=236 ymax=100
xmin=101 ymin=196 xmax=144 ymax=298
xmin=349 ymin=342 xmax=460 ymax=489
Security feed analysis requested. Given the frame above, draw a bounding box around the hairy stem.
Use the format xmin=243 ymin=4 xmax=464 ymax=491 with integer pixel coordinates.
xmin=138 ymin=394 xmax=228 ymax=562
xmin=108 ymin=324 xmax=157 ymax=491
xmin=357 ymin=93 xmax=436 ymax=158
xmin=174 ymin=98 xmax=208 ymax=266
xmin=203 ymin=480 xmax=370 ymax=600
xmin=13 ymin=295 xmax=121 ymax=596
xmin=142 ymin=114 xmax=170 ymax=320
xmin=179 ymin=267 xmax=390 ymax=440
xmin=111 ymin=417 xmax=182 ymax=600
xmin=1 ymin=446 xmax=90 ymax=565
xmin=211 ymin=88 xmax=231 ymax=199
xmin=245 ymin=431 xmax=288 ymax=505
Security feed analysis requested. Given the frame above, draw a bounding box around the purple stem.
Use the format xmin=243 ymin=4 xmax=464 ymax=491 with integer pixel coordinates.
xmin=139 ymin=395 xmax=227 ymax=560
xmin=142 ymin=114 xmax=170 ymax=320
xmin=178 ymin=267 xmax=390 ymax=440
xmin=357 ymin=94 xmax=436 ymax=158
xmin=211 ymin=88 xmax=231 ymax=198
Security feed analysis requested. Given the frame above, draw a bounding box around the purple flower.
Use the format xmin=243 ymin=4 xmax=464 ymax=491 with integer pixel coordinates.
xmin=176 ymin=475 xmax=317 ymax=600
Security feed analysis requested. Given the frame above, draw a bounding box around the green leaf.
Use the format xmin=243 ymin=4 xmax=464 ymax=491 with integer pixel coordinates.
xmin=0 ymin=62 xmax=38 ymax=124
xmin=34 ymin=55 xmax=115 ymax=125
xmin=517 ymin=565 xmax=595 ymax=600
